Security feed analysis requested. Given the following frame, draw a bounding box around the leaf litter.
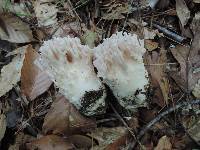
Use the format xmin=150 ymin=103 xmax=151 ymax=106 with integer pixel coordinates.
xmin=0 ymin=0 xmax=200 ymax=150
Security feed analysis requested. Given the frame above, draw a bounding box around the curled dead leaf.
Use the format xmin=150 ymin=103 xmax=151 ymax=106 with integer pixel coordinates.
xmin=21 ymin=45 xmax=52 ymax=101
xmin=42 ymin=93 xmax=96 ymax=135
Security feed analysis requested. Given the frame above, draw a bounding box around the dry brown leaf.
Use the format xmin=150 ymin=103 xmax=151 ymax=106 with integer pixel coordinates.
xmin=105 ymin=117 xmax=138 ymax=149
xmin=105 ymin=133 xmax=131 ymax=150
xmin=101 ymin=1 xmax=130 ymax=20
xmin=0 ymin=1 xmax=31 ymax=15
xmin=0 ymin=14 xmax=34 ymax=43
xmin=140 ymin=108 xmax=157 ymax=123
xmin=68 ymin=135 xmax=93 ymax=149
xmin=191 ymin=12 xmax=200 ymax=34
xmin=170 ymin=33 xmax=200 ymax=94
xmin=42 ymin=93 xmax=96 ymax=135
xmin=143 ymin=27 xmax=159 ymax=39
xmin=26 ymin=135 xmax=75 ymax=150
xmin=8 ymin=132 xmax=35 ymax=150
xmin=88 ymin=127 xmax=126 ymax=150
xmin=176 ymin=0 xmax=190 ymax=26
xmin=21 ymin=45 xmax=52 ymax=101
xmin=171 ymin=133 xmax=190 ymax=149
xmin=0 ymin=45 xmax=27 ymax=97
xmin=144 ymin=39 xmax=159 ymax=51
xmin=189 ymin=31 xmax=200 ymax=91
xmin=182 ymin=116 xmax=200 ymax=144
xmin=170 ymin=45 xmax=189 ymax=90
xmin=193 ymin=79 xmax=200 ymax=98
xmin=0 ymin=113 xmax=6 ymax=142
xmin=193 ymin=0 xmax=200 ymax=3
xmin=154 ymin=135 xmax=172 ymax=150
xmin=145 ymin=50 xmax=169 ymax=106
xmin=53 ymin=21 xmax=80 ymax=38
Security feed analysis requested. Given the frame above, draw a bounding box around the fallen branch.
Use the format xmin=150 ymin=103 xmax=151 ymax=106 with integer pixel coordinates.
xmin=128 ymin=99 xmax=200 ymax=150
xmin=152 ymin=23 xmax=187 ymax=43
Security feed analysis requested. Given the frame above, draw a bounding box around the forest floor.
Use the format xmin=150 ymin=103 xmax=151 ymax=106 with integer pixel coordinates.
xmin=0 ymin=0 xmax=200 ymax=149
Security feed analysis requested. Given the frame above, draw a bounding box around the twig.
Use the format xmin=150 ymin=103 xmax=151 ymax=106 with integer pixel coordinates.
xmin=67 ymin=0 xmax=82 ymax=22
xmin=127 ymin=99 xmax=200 ymax=150
xmin=96 ymin=117 xmax=117 ymax=124
xmin=109 ymin=103 xmax=143 ymax=148
xmin=122 ymin=0 xmax=134 ymax=31
xmin=152 ymin=23 xmax=187 ymax=43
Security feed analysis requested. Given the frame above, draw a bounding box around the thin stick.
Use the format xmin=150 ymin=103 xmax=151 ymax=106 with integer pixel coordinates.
xmin=67 ymin=0 xmax=82 ymax=21
xmin=128 ymin=99 xmax=200 ymax=150
xmin=109 ymin=103 xmax=143 ymax=148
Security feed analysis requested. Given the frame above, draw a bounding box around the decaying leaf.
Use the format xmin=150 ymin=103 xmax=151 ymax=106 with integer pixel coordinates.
xmin=0 ymin=113 xmax=6 ymax=142
xmin=81 ymin=30 xmax=99 ymax=48
xmin=171 ymin=133 xmax=191 ymax=150
xmin=0 ymin=1 xmax=31 ymax=16
xmin=145 ymin=50 xmax=169 ymax=106
xmin=101 ymin=2 xmax=130 ymax=20
xmin=144 ymin=39 xmax=159 ymax=51
xmin=193 ymin=79 xmax=200 ymax=98
xmin=193 ymin=0 xmax=200 ymax=3
xmin=143 ymin=27 xmax=159 ymax=39
xmin=0 ymin=45 xmax=27 ymax=97
xmin=8 ymin=132 xmax=35 ymax=150
xmin=26 ymin=135 xmax=75 ymax=150
xmin=189 ymin=30 xmax=200 ymax=95
xmin=105 ymin=133 xmax=131 ymax=150
xmin=191 ymin=12 xmax=200 ymax=34
xmin=21 ymin=45 xmax=52 ymax=101
xmin=182 ymin=116 xmax=200 ymax=144
xmin=170 ymin=45 xmax=189 ymax=90
xmin=176 ymin=0 xmax=190 ymax=26
xmin=0 ymin=14 xmax=34 ymax=43
xmin=68 ymin=135 xmax=93 ymax=149
xmin=53 ymin=21 xmax=81 ymax=38
xmin=43 ymin=94 xmax=96 ymax=135
xmin=154 ymin=135 xmax=172 ymax=150
xmin=88 ymin=127 xmax=126 ymax=150
xmin=34 ymin=1 xmax=58 ymax=27
xmin=170 ymin=33 xmax=200 ymax=94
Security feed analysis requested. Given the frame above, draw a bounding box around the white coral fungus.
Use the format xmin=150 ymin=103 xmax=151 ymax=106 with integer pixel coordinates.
xmin=93 ymin=32 xmax=149 ymax=110
xmin=37 ymin=37 xmax=106 ymax=116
